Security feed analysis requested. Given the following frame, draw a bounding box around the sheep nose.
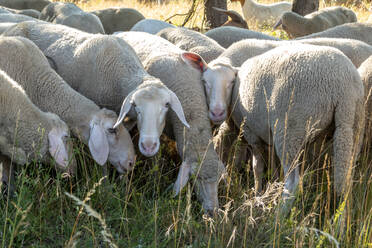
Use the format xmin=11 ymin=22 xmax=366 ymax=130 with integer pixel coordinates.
xmin=211 ymin=109 xmax=225 ymax=118
xmin=140 ymin=140 xmax=158 ymax=156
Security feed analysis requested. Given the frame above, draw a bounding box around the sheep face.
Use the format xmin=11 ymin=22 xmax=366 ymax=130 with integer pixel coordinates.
xmin=47 ymin=113 xmax=75 ymax=174
xmin=203 ymin=64 xmax=237 ymax=124
xmin=114 ymin=84 xmax=189 ymax=157
xmin=89 ymin=109 xmax=135 ymax=172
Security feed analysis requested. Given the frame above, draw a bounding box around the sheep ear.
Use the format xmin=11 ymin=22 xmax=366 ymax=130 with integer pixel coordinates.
xmin=168 ymin=90 xmax=190 ymax=128
xmin=181 ymin=52 xmax=208 ymax=72
xmin=88 ymin=122 xmax=109 ymax=166
xmin=114 ymin=90 xmax=135 ymax=129
xmin=273 ymin=19 xmax=282 ymax=30
xmin=173 ymin=161 xmax=192 ymax=196
xmin=48 ymin=129 xmax=69 ymax=169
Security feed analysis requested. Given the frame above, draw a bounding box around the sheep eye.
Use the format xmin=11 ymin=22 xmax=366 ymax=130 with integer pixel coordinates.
xmin=165 ymin=102 xmax=170 ymax=108
xmin=108 ymin=128 xmax=117 ymax=134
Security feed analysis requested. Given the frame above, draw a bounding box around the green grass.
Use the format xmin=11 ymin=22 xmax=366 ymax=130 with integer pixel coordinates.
xmin=1 ymin=131 xmax=372 ymax=247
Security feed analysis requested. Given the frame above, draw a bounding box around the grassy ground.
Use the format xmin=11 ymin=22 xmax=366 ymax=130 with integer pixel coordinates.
xmin=1 ymin=0 xmax=372 ymax=247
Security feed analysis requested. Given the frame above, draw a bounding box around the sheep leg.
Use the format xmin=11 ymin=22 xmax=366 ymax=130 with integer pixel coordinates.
xmin=0 ymin=156 xmax=14 ymax=197
xmin=251 ymin=145 xmax=265 ymax=193
xmin=213 ymin=120 xmax=238 ymax=164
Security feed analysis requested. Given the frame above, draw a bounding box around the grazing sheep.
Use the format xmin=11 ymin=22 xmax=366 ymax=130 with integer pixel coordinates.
xmin=0 ymin=0 xmax=50 ymax=12
xmin=0 ymin=6 xmax=40 ymax=18
xmin=216 ymin=44 xmax=364 ymax=198
xmin=3 ymin=21 xmax=189 ymax=158
xmin=91 ymin=7 xmax=145 ymax=34
xmin=201 ymin=37 xmax=372 ymax=125
xmin=231 ymin=0 xmax=291 ymax=26
xmin=205 ymin=26 xmax=280 ymax=48
xmin=157 ymin=27 xmax=225 ymax=62
xmin=39 ymin=2 xmax=104 ymax=34
xmin=0 ymin=22 xmax=15 ymax=33
xmin=116 ymin=31 xmax=225 ymax=213
xmin=358 ymin=56 xmax=372 ymax=117
xmin=0 ymin=69 xmax=75 ymax=172
xmin=130 ymin=19 xmax=176 ymax=35
xmin=0 ymin=36 xmax=135 ymax=173
xmin=297 ymin=22 xmax=372 ymax=47
xmin=0 ymin=13 xmax=35 ymax=23
xmin=212 ymin=7 xmax=248 ymax=29
xmin=274 ymin=7 xmax=357 ymax=38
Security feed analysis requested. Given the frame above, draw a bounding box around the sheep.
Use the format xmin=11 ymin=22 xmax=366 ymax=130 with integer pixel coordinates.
xmin=0 ymin=22 xmax=15 ymax=34
xmin=204 ymin=26 xmax=280 ymax=48
xmin=157 ymin=27 xmax=225 ymax=63
xmin=130 ymin=19 xmax=176 ymax=35
xmin=216 ymin=44 xmax=364 ymax=200
xmin=212 ymin=7 xmax=248 ymax=29
xmin=0 ymin=0 xmax=50 ymax=12
xmin=297 ymin=22 xmax=372 ymax=47
xmin=3 ymin=21 xmax=189 ymax=159
xmin=0 ymin=6 xmax=40 ymax=18
xmin=274 ymin=7 xmax=357 ymax=38
xmin=0 ymin=69 xmax=75 ymax=173
xmin=201 ymin=37 xmax=372 ymax=125
xmin=358 ymin=56 xmax=372 ymax=117
xmin=91 ymin=7 xmax=145 ymax=34
xmin=0 ymin=13 xmax=36 ymax=23
xmin=116 ymin=31 xmax=225 ymax=213
xmin=230 ymin=0 xmax=291 ymax=26
xmin=39 ymin=2 xmax=104 ymax=34
xmin=0 ymin=36 xmax=135 ymax=173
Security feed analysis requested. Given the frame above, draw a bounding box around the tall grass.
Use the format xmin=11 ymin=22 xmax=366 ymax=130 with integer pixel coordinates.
xmin=1 ymin=0 xmax=372 ymax=247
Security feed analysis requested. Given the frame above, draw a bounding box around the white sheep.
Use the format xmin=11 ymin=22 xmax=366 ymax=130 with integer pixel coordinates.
xmin=0 ymin=22 xmax=15 ymax=34
xmin=217 ymin=44 xmax=364 ymax=198
xmin=297 ymin=22 xmax=372 ymax=47
xmin=91 ymin=7 xmax=145 ymax=34
xmin=274 ymin=7 xmax=357 ymax=38
xmin=130 ymin=19 xmax=176 ymax=35
xmin=3 ymin=21 xmax=189 ymax=159
xmin=201 ymin=37 xmax=372 ymax=125
xmin=0 ymin=13 xmax=36 ymax=23
xmin=231 ymin=0 xmax=291 ymax=26
xmin=0 ymin=6 xmax=40 ymax=18
xmin=157 ymin=27 xmax=225 ymax=63
xmin=205 ymin=26 xmax=280 ymax=48
xmin=0 ymin=0 xmax=50 ymax=12
xmin=358 ymin=55 xmax=372 ymax=118
xmin=116 ymin=31 xmax=225 ymax=213
xmin=0 ymin=69 xmax=75 ymax=173
xmin=39 ymin=2 xmax=104 ymax=34
xmin=0 ymin=36 xmax=135 ymax=173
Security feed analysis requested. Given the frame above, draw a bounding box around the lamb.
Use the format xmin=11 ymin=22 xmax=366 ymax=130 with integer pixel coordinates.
xmin=217 ymin=44 xmax=364 ymax=201
xmin=231 ymin=0 xmax=291 ymax=26
xmin=0 ymin=0 xmax=50 ymax=12
xmin=116 ymin=31 xmax=225 ymax=213
xmin=204 ymin=26 xmax=280 ymax=48
xmin=39 ymin=2 xmax=104 ymax=34
xmin=0 ymin=6 xmax=40 ymax=18
xmin=3 ymin=21 xmax=189 ymax=159
xmin=0 ymin=22 xmax=15 ymax=34
xmin=157 ymin=27 xmax=225 ymax=62
xmin=0 ymin=36 xmax=135 ymax=173
xmin=130 ymin=19 xmax=176 ymax=35
xmin=201 ymin=37 xmax=372 ymax=124
xmin=274 ymin=7 xmax=357 ymax=38
xmin=297 ymin=22 xmax=372 ymax=47
xmin=212 ymin=7 xmax=248 ymax=29
xmin=0 ymin=69 xmax=75 ymax=173
xmin=91 ymin=7 xmax=145 ymax=34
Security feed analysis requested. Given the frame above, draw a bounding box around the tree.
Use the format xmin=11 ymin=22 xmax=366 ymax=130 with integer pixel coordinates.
xmin=204 ymin=0 xmax=228 ymax=28
xmin=291 ymin=0 xmax=319 ymax=16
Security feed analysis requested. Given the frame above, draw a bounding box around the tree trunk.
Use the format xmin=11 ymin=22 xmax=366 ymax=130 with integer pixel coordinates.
xmin=291 ymin=0 xmax=319 ymax=16
xmin=204 ymin=0 xmax=228 ymax=28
